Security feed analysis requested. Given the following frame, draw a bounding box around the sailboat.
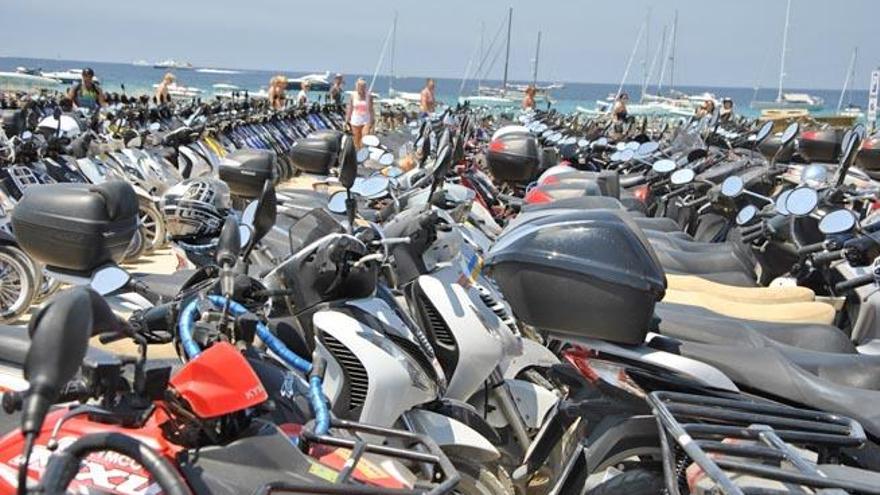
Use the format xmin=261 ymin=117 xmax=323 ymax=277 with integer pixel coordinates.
xmin=385 ymin=12 xmax=421 ymax=105
xmin=751 ymin=0 xmax=824 ymax=111
xmin=461 ymin=8 xmax=522 ymax=108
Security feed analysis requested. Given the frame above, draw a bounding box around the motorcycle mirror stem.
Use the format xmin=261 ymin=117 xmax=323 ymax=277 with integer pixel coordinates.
xmin=216 ymin=216 xmax=241 ymax=331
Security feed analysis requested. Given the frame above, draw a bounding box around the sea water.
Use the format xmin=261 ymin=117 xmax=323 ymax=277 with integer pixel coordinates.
xmin=0 ymin=56 xmax=868 ymax=119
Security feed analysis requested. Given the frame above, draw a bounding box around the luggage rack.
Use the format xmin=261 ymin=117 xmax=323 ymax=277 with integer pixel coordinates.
xmin=256 ymin=418 xmax=459 ymax=495
xmin=648 ymin=390 xmax=880 ymax=495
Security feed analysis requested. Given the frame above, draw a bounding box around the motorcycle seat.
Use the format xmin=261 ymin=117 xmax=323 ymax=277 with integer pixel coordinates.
xmin=134 ymin=269 xmax=198 ymax=300
xmin=646 ymin=231 xmax=757 ymax=269
xmin=666 ymin=274 xmax=814 ymax=304
xmin=653 ymin=249 xmax=757 ymax=286
xmin=663 ymin=288 xmax=835 ymax=325
xmin=657 ymin=302 xmax=855 ymax=354
xmin=672 ymin=340 xmax=880 ymax=437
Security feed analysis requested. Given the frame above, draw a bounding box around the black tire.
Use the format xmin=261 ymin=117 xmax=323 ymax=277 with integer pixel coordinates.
xmin=0 ymin=247 xmax=35 ymax=322
xmin=586 ymin=469 xmax=664 ymax=495
xmin=449 ymin=457 xmax=511 ymax=495
xmin=138 ymin=201 xmax=166 ymax=253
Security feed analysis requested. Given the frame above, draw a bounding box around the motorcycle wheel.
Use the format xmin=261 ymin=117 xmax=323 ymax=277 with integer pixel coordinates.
xmin=139 ymin=201 xmax=166 ymax=252
xmin=123 ymin=228 xmax=147 ymax=264
xmin=6 ymin=246 xmax=60 ymax=304
xmin=450 ymin=458 xmax=510 ymax=495
xmin=0 ymin=247 xmax=36 ymax=322
xmin=585 ymin=468 xmax=664 ymax=495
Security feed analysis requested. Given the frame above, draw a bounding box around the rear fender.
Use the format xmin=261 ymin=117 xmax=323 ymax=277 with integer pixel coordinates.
xmin=404 ymin=409 xmax=500 ymax=463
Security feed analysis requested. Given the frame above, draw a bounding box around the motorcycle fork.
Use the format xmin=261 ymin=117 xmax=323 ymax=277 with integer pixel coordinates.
xmin=488 ymin=369 xmax=532 ymax=452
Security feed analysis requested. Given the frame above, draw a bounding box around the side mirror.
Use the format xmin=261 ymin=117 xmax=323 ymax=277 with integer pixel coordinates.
xmin=22 ymin=288 xmax=94 ymax=434
xmin=775 ymin=190 xmax=792 ymax=215
xmin=670 ymin=168 xmax=695 ymax=186
xmin=148 ymin=122 xmax=161 ymax=132
xmin=356 ymin=147 xmax=370 ymax=163
xmin=720 ymin=176 xmax=745 ymax=198
xmin=785 ymin=187 xmax=818 ymax=217
xmin=819 ymin=209 xmax=858 ymax=235
xmin=90 ymin=265 xmax=131 ymax=296
xmin=378 ymin=152 xmax=395 ymax=166
xmin=652 ymin=159 xmax=676 ymax=174
xmin=362 ymin=135 xmax=381 ymax=147
xmin=637 ymin=141 xmax=659 ymax=156
xmin=351 ymin=176 xmax=390 ymax=199
xmin=216 ymin=215 xmax=241 ymax=268
xmin=780 ymin=122 xmax=799 ymax=145
xmin=736 ymin=205 xmax=759 ymax=225
xmin=338 ymin=135 xmax=358 ymax=190
xmin=327 ymin=190 xmax=347 ymax=214
xmin=250 ymin=180 xmax=277 ymax=247
xmin=754 ymin=121 xmax=773 ymax=145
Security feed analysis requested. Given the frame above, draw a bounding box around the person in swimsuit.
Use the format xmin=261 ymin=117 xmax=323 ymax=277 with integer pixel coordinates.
xmin=297 ymin=80 xmax=310 ymax=107
xmin=695 ymin=98 xmax=716 ymax=119
xmin=328 ymin=74 xmax=344 ymax=107
xmin=68 ymin=67 xmax=106 ymax=110
xmin=522 ymin=84 xmax=537 ymax=110
xmin=612 ymin=92 xmax=629 ymax=123
xmin=268 ymin=75 xmax=287 ymax=110
xmin=420 ymin=78 xmax=436 ymax=117
xmin=719 ymin=98 xmax=735 ymax=122
xmin=346 ymin=78 xmax=374 ymax=149
xmin=155 ymin=72 xmax=175 ymax=105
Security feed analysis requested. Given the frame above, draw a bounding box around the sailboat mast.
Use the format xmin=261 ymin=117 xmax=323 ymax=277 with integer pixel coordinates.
xmin=669 ymin=10 xmax=678 ymax=92
xmin=532 ymin=31 xmax=541 ymax=85
xmin=388 ymin=10 xmax=397 ymax=96
xmin=837 ymin=47 xmax=858 ymax=113
xmin=777 ymin=0 xmax=792 ymax=102
xmin=641 ymin=8 xmax=651 ymax=99
xmin=389 ymin=11 xmax=397 ymax=94
xmin=646 ymin=25 xmax=666 ymax=97
xmin=502 ymin=7 xmax=512 ymax=96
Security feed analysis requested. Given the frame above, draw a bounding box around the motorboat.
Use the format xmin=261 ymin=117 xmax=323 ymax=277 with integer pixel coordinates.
xmin=285 ymin=72 xmax=331 ymax=91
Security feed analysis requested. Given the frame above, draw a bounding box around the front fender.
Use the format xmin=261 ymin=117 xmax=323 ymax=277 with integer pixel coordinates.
xmin=404 ymin=409 xmax=500 ymax=463
xmin=501 ymin=338 xmax=560 ymax=380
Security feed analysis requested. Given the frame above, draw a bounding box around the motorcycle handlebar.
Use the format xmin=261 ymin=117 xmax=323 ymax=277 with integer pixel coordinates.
xmin=835 ymin=273 xmax=876 ymax=293
xmin=797 ymin=241 xmax=826 ymax=256
xmin=812 ymin=249 xmax=845 ymax=265
xmin=742 ymin=229 xmax=764 ymax=243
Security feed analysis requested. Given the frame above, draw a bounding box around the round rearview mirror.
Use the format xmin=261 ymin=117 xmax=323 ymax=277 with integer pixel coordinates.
xmin=148 ymin=122 xmax=161 ymax=132
xmin=775 ymin=190 xmax=792 ymax=215
xmin=578 ymin=138 xmax=590 ymax=148
xmin=720 ymin=176 xmax=745 ymax=198
xmin=626 ymin=141 xmax=640 ymax=151
xmin=637 ymin=141 xmax=660 ymax=156
xmin=595 ymin=137 xmax=608 ymax=147
xmin=615 ymin=142 xmax=626 ymax=151
xmin=818 ymin=209 xmax=857 ymax=235
xmin=610 ymin=151 xmax=623 ymax=161
xmin=781 ymin=122 xmax=799 ymax=144
xmin=619 ymin=149 xmax=635 ymax=162
xmin=562 ymin=136 xmax=577 ymax=146
xmin=238 ymin=225 xmax=253 ymax=249
xmin=241 ymin=201 xmax=257 ymax=227
xmin=670 ymin=168 xmax=695 ymax=186
xmin=378 ymin=152 xmax=395 ymax=166
xmin=755 ymin=121 xmax=773 ymax=144
xmin=785 ymin=187 xmax=818 ymax=216
xmin=327 ymin=190 xmax=348 ymax=214
xmin=384 ymin=166 xmax=404 ymax=177
xmin=652 ymin=159 xmax=676 ymax=174
xmin=351 ymin=176 xmax=390 ymax=199
xmin=89 ymin=266 xmax=131 ymax=296
xmin=736 ymin=205 xmax=759 ymax=226
xmin=356 ymin=147 xmax=370 ymax=163
xmin=362 ymin=135 xmax=381 ymax=147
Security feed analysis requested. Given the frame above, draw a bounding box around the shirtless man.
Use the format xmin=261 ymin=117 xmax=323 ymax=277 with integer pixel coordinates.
xmin=420 ymin=78 xmax=436 ymax=117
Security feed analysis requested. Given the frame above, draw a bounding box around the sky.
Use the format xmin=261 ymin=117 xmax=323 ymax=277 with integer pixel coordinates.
xmin=0 ymin=0 xmax=873 ymax=89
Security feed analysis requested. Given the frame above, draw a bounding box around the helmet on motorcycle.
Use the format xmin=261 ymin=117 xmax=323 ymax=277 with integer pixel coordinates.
xmin=161 ymin=177 xmax=231 ymax=239
xmin=801 ymin=164 xmax=829 ymax=188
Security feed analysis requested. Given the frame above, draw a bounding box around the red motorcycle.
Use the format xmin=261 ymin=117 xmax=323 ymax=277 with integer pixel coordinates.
xmin=0 ymin=287 xmax=458 ymax=494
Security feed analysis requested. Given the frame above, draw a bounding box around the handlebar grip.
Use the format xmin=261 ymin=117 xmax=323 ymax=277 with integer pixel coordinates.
xmin=742 ymin=229 xmax=764 ymax=243
xmin=812 ymin=249 xmax=845 ymax=265
xmin=740 ymin=223 xmax=763 ymax=235
xmin=374 ymin=201 xmax=397 ymax=223
xmin=835 ymin=273 xmax=876 ymax=293
xmin=797 ymin=242 xmax=826 ymax=256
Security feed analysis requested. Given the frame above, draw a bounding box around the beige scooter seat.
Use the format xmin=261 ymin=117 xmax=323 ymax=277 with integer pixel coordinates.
xmin=667 ymin=274 xmax=815 ymax=305
xmin=663 ymin=288 xmax=835 ymax=325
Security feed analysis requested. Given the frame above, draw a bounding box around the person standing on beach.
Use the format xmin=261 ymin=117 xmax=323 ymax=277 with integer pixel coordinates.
xmin=297 ymin=81 xmax=311 ymax=107
xmin=155 ymin=72 xmax=175 ymax=104
xmin=522 ymin=84 xmax=537 ymax=110
xmin=268 ymin=75 xmax=287 ymax=110
xmin=420 ymin=78 xmax=436 ymax=117
xmin=719 ymin=98 xmax=735 ymax=122
xmin=346 ymin=78 xmax=374 ymax=149
xmin=328 ymin=74 xmax=344 ymax=106
xmin=68 ymin=67 xmax=106 ymax=110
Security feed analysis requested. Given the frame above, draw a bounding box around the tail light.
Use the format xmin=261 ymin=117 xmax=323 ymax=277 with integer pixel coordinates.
xmin=562 ymin=346 xmax=645 ymax=398
xmin=800 ymin=130 xmax=818 ymax=141
xmin=632 ymin=184 xmax=650 ymax=204
xmin=488 ymin=139 xmax=506 ymax=152
xmin=524 ymin=187 xmax=553 ymax=204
